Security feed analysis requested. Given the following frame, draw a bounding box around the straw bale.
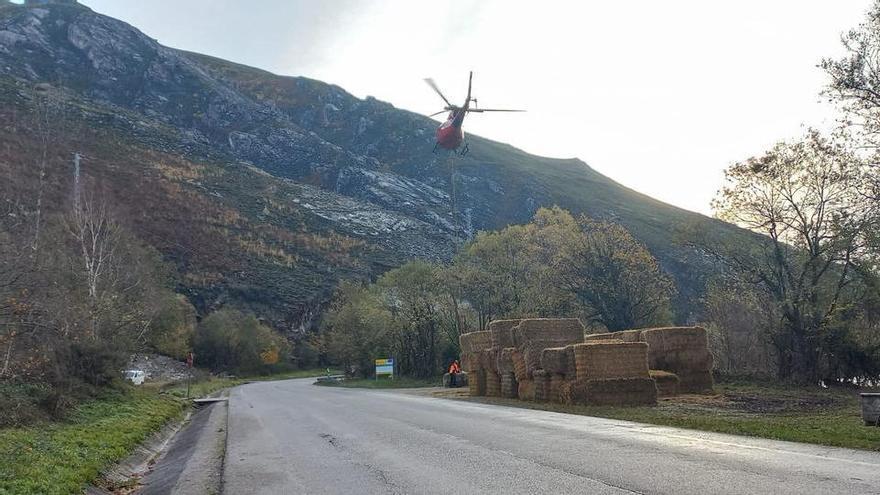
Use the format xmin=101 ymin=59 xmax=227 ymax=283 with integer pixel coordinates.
xmin=500 ymin=372 xmax=518 ymax=398
xmin=549 ymin=373 xmax=565 ymax=403
xmin=649 ymin=370 xmax=679 ymax=397
xmin=459 ymin=330 xmax=492 ymax=354
xmin=573 ymin=342 xmax=650 ymax=381
xmin=558 ymin=380 xmax=573 ymax=405
xmin=568 ymin=377 xmax=657 ymax=406
xmin=611 ymin=329 xmax=643 ymax=342
xmin=583 ymin=332 xmax=615 ymax=342
xmin=479 ymin=348 xmax=499 ymax=373
xmin=639 ymin=327 xmax=713 ymax=395
xmin=676 ymin=370 xmax=714 ymax=394
xmin=518 ymin=379 xmax=535 ymax=401
xmin=540 ymin=347 xmax=571 ymax=375
xmin=533 ymin=370 xmax=551 ymax=402
xmin=640 ymin=327 xmax=711 ymax=371
xmin=489 ymin=319 xmax=521 ymax=349
xmin=485 ymin=371 xmax=502 ymax=397
xmin=468 ymin=369 xmax=486 ymax=396
xmin=498 ymin=347 xmax=516 ymax=373
xmin=512 ymin=349 xmax=528 ymax=382
xmin=515 ymin=319 xmax=585 ymax=376
xmin=461 ymin=352 xmax=480 ymax=372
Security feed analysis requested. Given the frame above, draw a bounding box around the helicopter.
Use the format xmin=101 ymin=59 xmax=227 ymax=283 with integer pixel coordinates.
xmin=424 ymin=71 xmax=524 ymax=155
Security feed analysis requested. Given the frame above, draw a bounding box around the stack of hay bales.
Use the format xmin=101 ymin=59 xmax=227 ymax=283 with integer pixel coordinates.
xmin=485 ymin=370 xmax=502 ymax=397
xmin=468 ymin=369 xmax=486 ymax=396
xmin=533 ymin=370 xmax=551 ymax=402
xmin=512 ymin=349 xmax=528 ymax=382
xmin=460 ymin=330 xmax=492 ymax=396
xmin=569 ymin=341 xmax=656 ymax=406
xmin=501 ymin=371 xmax=518 ymax=398
xmin=650 ymin=370 xmax=680 ymax=397
xmin=515 ymin=318 xmax=585 ymax=378
xmin=489 ymin=319 xmax=521 ymax=349
xmin=641 ymin=327 xmax=713 ymax=393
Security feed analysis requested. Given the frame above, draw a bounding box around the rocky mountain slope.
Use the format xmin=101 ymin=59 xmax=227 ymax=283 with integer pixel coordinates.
xmin=0 ymin=1 xmax=736 ymax=330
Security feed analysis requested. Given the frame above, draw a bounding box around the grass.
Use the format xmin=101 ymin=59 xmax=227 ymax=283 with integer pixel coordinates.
xmin=315 ymin=376 xmax=440 ymax=389
xmin=0 ymin=390 xmax=184 ymax=495
xmin=0 ymin=367 xmax=336 ymax=494
xmin=452 ymin=379 xmax=880 ymax=451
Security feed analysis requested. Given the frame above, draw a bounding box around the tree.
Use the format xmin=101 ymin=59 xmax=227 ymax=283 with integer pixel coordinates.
xmin=712 ymin=131 xmax=872 ymax=383
xmin=194 ymin=309 xmax=290 ymax=373
xmin=377 ymin=261 xmax=445 ymax=378
xmin=321 ymin=282 xmax=393 ymax=377
xmin=703 ymin=276 xmax=777 ymax=376
xmin=533 ymin=207 xmax=675 ymax=330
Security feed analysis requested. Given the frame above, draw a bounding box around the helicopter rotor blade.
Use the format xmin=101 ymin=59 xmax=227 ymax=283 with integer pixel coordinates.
xmin=428 ymin=109 xmax=448 ymax=117
xmin=424 ymin=78 xmax=452 ymax=107
xmin=468 ymin=108 xmax=526 ymax=113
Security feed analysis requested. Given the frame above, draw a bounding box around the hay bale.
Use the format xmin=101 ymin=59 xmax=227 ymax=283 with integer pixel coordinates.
xmin=649 ymin=370 xmax=679 ymax=397
xmin=611 ymin=329 xmax=643 ymax=342
xmin=488 ymin=319 xmax=521 ymax=349
xmin=468 ymin=369 xmax=486 ymax=396
xmin=498 ymin=347 xmax=516 ymax=373
xmin=568 ymin=377 xmax=658 ymax=406
xmin=479 ymin=348 xmax=498 ymax=373
xmin=500 ymin=372 xmax=518 ymax=398
xmin=573 ymin=342 xmax=650 ymax=381
xmin=512 ymin=349 xmax=528 ymax=382
xmin=549 ymin=373 xmax=566 ymax=403
xmin=540 ymin=347 xmax=571 ymax=375
xmin=533 ymin=370 xmax=551 ymax=402
xmin=517 ymin=379 xmax=535 ymax=401
xmin=640 ymin=327 xmax=713 ymax=393
xmin=583 ymin=332 xmax=615 ymax=342
xmin=558 ymin=380 xmax=573 ymax=405
xmin=515 ymin=319 xmax=585 ymax=377
xmin=485 ymin=371 xmax=502 ymax=397
xmin=459 ymin=330 xmax=492 ymax=354
xmin=461 ymin=352 xmax=480 ymax=372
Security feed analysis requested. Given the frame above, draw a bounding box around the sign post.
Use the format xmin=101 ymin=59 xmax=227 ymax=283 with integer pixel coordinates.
xmin=185 ymin=351 xmax=194 ymax=399
xmin=375 ymin=358 xmax=394 ymax=380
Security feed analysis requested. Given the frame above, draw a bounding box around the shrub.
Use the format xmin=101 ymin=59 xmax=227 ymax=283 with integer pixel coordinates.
xmin=193 ymin=309 xmax=290 ymax=374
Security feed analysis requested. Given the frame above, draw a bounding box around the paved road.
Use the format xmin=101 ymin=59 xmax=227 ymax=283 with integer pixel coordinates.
xmin=222 ymin=379 xmax=880 ymax=494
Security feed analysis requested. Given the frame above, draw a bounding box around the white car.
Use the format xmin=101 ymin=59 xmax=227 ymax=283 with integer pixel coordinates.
xmin=123 ymin=369 xmax=146 ymax=385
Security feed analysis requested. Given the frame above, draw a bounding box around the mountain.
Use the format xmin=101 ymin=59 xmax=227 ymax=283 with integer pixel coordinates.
xmin=0 ymin=1 xmax=736 ymax=331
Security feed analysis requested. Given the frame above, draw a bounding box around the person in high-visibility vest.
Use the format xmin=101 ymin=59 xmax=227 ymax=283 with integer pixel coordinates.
xmin=448 ymin=359 xmax=461 ymax=387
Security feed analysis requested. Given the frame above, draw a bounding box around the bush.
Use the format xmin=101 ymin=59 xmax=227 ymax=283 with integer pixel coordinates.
xmin=193 ymin=309 xmax=290 ymax=374
xmin=148 ymin=293 xmax=197 ymax=359
xmin=0 ymin=382 xmax=52 ymax=427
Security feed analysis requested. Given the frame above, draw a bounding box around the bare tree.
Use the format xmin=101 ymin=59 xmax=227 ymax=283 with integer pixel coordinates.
xmin=711 ymin=131 xmax=871 ymax=383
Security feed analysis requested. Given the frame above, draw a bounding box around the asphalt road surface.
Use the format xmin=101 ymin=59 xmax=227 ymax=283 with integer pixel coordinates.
xmin=222 ymin=379 xmax=880 ymax=494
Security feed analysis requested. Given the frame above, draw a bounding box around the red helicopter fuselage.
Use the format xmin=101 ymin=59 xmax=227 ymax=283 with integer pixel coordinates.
xmin=436 ymin=108 xmax=467 ymax=150
xmin=426 ymin=72 xmax=521 ymax=153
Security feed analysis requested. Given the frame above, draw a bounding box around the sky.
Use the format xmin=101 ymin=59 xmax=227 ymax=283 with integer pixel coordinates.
xmin=74 ymin=0 xmax=872 ymax=215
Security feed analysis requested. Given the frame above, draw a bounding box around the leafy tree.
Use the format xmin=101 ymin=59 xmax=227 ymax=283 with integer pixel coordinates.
xmin=147 ymin=293 xmax=197 ymax=360
xmin=193 ymin=309 xmax=290 ymax=373
xmin=533 ymin=207 xmax=675 ymax=330
xmin=321 ymin=282 xmax=393 ymax=377
xmin=712 ymin=132 xmax=873 ymax=383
